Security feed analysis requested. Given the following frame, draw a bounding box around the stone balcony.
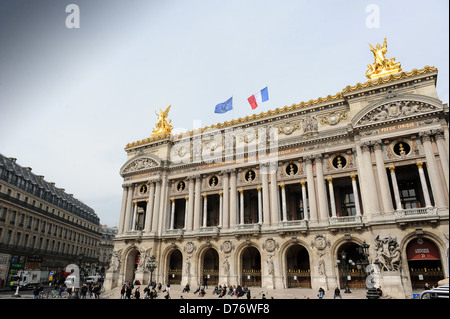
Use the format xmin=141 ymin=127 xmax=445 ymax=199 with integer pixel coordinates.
xmin=197 ymin=226 xmax=220 ymax=237
xmin=278 ymin=220 xmax=308 ymax=234
xmin=162 ymin=228 xmax=185 ymax=239
xmin=328 ymin=215 xmax=364 ymax=230
xmin=394 ymin=207 xmax=439 ymax=225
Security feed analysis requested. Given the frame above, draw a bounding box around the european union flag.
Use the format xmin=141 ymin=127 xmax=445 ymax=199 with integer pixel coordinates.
xmin=214 ymin=97 xmax=233 ymax=114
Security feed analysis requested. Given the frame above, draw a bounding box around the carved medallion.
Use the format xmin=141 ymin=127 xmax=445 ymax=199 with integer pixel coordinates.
xmin=221 ymin=240 xmax=234 ymax=254
xmin=311 ymin=235 xmax=330 ymax=251
xmin=263 ymin=238 xmax=279 ymax=253
xmin=184 ymin=242 xmax=195 ymax=255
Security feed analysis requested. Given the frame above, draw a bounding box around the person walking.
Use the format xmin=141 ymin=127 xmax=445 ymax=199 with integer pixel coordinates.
xmin=334 ymin=287 xmax=342 ymax=299
xmin=80 ymin=284 xmax=88 ymax=299
xmin=134 ymin=287 xmax=141 ymax=299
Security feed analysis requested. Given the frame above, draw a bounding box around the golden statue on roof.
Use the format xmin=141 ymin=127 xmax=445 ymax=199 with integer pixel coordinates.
xmin=152 ymin=105 xmax=173 ymax=137
xmin=366 ymin=37 xmax=402 ymax=79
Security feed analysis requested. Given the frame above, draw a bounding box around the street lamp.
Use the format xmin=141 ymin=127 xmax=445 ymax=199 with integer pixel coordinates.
xmin=359 ymin=240 xmax=380 ymax=299
xmin=145 ymin=255 xmax=158 ymax=285
xmin=336 ymin=250 xmax=355 ymax=293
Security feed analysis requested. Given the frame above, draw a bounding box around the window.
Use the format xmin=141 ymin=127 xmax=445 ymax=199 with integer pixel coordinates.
xmin=10 ymin=211 xmax=16 ymax=225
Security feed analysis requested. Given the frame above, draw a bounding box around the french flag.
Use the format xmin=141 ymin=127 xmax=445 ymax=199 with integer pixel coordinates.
xmin=247 ymin=87 xmax=269 ymax=110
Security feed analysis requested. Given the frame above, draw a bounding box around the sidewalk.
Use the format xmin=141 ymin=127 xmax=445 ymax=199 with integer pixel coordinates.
xmin=101 ymin=284 xmax=373 ymax=300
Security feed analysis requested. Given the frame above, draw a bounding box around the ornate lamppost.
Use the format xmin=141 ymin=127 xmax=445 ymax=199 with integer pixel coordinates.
xmin=336 ymin=250 xmax=355 ymax=293
xmin=359 ymin=240 xmax=380 ymax=299
xmin=145 ymin=255 xmax=158 ymax=285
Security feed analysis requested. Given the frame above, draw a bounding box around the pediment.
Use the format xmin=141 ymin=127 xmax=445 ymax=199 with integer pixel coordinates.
xmin=352 ymin=94 xmax=443 ymax=129
xmin=120 ymin=155 xmax=161 ymax=176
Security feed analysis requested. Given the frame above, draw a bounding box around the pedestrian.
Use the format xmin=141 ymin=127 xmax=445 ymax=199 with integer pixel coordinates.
xmin=125 ymin=283 xmax=132 ymax=299
xmin=334 ymin=287 xmax=342 ymax=299
xmin=80 ymin=284 xmax=88 ymax=299
xmin=58 ymin=285 xmax=64 ymax=298
xmin=203 ymin=276 xmax=208 ymax=289
xmin=157 ymin=282 xmax=162 ymax=291
xmin=93 ymin=284 xmax=101 ymax=299
xmin=32 ymin=285 xmax=40 ymax=299
xmin=182 ymin=283 xmax=190 ymax=293
xmin=134 ymin=287 xmax=141 ymax=299
xmin=120 ymin=284 xmax=126 ymax=299
xmin=424 ymin=283 xmax=431 ymax=290
xmin=246 ymin=289 xmax=251 ymax=299
xmin=318 ymin=287 xmax=325 ymax=299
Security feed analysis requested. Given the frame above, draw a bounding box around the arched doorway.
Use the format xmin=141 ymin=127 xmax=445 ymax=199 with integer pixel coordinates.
xmin=336 ymin=243 xmax=366 ymax=290
xmin=406 ymin=238 xmax=444 ymax=290
xmin=241 ymin=246 xmax=261 ymax=287
xmin=124 ymin=248 xmax=140 ymax=283
xmin=168 ymin=249 xmax=183 ymax=285
xmin=286 ymin=245 xmax=311 ymax=288
xmin=202 ymin=248 xmax=219 ymax=286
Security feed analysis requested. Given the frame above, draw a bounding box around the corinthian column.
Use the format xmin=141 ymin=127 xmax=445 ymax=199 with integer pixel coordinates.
xmin=123 ymin=184 xmax=134 ymax=232
xmin=202 ymin=194 xmax=208 ymax=227
xmin=327 ymin=178 xmax=337 ymax=218
xmin=301 ymin=181 xmax=309 ymax=220
xmin=239 ymin=190 xmax=244 ymax=225
xmin=305 ymin=156 xmax=318 ymax=223
xmin=261 ymin=164 xmax=271 ymax=226
xmin=229 ymin=170 xmax=237 ymax=227
xmin=373 ymin=141 xmax=394 ymax=214
xmin=280 ymin=185 xmax=287 ymax=221
xmin=118 ymin=184 xmax=129 ymax=234
xmin=222 ymin=171 xmax=229 ymax=229
xmin=416 ymin=163 xmax=432 ymax=208
xmin=435 ymin=130 xmax=449 ymax=191
xmin=144 ymin=182 xmax=155 ymax=232
xmin=350 ymin=175 xmax=361 ymax=216
xmin=194 ymin=176 xmax=202 ymax=230
xmin=151 ymin=180 xmax=161 ymax=233
xmin=186 ymin=177 xmax=195 ymax=231
xmin=420 ymin=132 xmax=447 ymax=208
xmin=269 ymin=165 xmax=280 ymax=225
xmin=389 ymin=167 xmax=403 ymax=211
xmin=361 ymin=142 xmax=381 ymax=218
xmin=315 ymin=155 xmax=329 ymax=222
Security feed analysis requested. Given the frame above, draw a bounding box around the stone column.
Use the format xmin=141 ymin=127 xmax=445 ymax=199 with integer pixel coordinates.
xmin=315 ymin=155 xmax=329 ymax=222
xmin=361 ymin=142 xmax=381 ymax=218
xmin=270 ymin=167 xmax=280 ymax=225
xmin=305 ymin=156 xmax=318 ymax=223
xmin=257 ymin=187 xmax=263 ymax=224
xmin=389 ymin=167 xmax=403 ymax=211
xmin=230 ymin=170 xmax=237 ymax=227
xmin=194 ymin=176 xmax=202 ymax=230
xmin=420 ymin=131 xmax=447 ymax=208
xmin=416 ymin=162 xmax=433 ymax=207
xmin=327 ymin=178 xmax=337 ymax=218
xmin=202 ymin=194 xmax=208 ymax=227
xmin=170 ymin=198 xmax=175 ymax=230
xmin=261 ymin=165 xmax=271 ymax=226
xmin=131 ymin=202 xmax=138 ymax=231
xmin=222 ymin=171 xmax=229 ymax=229
xmin=157 ymin=175 xmax=169 ymax=235
xmin=301 ymin=181 xmax=309 ymax=220
xmin=373 ymin=141 xmax=394 ymax=214
xmin=435 ymin=130 xmax=449 ymax=191
xmin=219 ymin=193 xmax=223 ymax=228
xmin=186 ymin=177 xmax=195 ymax=231
xmin=123 ymin=184 xmax=134 ymax=232
xmin=350 ymin=175 xmax=362 ymax=216
xmin=239 ymin=189 xmax=244 ymax=225
xmin=184 ymin=197 xmax=189 ymax=229
xmin=144 ymin=182 xmax=155 ymax=232
xmin=118 ymin=184 xmax=129 ymax=234
xmin=280 ymin=184 xmax=287 ymax=221
xmin=151 ymin=180 xmax=161 ymax=233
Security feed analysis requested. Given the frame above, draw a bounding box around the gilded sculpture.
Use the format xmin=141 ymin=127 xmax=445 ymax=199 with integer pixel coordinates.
xmin=152 ymin=105 xmax=173 ymax=137
xmin=366 ymin=37 xmax=402 ymax=79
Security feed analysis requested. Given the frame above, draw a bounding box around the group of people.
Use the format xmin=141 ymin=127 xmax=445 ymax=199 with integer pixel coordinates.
xmin=183 ymin=283 xmax=252 ymax=299
xmin=121 ymin=280 xmax=171 ymax=299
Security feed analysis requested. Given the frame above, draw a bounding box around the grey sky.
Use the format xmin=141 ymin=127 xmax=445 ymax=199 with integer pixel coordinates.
xmin=0 ymin=0 xmax=448 ymax=227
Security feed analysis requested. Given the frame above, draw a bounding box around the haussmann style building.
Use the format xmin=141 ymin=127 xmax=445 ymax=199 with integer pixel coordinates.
xmin=104 ymin=40 xmax=449 ymax=298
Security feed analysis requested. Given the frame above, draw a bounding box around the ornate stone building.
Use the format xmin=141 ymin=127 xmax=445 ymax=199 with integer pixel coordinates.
xmin=105 ymin=44 xmax=449 ymax=298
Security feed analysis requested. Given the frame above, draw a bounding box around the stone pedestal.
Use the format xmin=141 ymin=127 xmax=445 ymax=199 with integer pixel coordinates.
xmin=104 ymin=269 xmax=119 ymax=291
xmin=380 ymin=271 xmax=407 ymax=299
xmin=134 ymin=270 xmax=145 ymax=285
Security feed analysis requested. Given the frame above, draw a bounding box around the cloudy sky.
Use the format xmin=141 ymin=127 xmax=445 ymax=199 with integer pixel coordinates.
xmin=0 ymin=0 xmax=448 ymax=227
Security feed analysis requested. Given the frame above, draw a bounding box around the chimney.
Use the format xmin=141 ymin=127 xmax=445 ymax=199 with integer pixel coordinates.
xmin=8 ymin=158 xmax=17 ymax=163
xmin=24 ymin=167 xmax=32 ymax=172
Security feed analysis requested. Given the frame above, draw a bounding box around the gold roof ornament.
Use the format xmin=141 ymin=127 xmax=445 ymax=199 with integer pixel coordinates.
xmin=366 ymin=37 xmax=402 ymax=79
xmin=152 ymin=105 xmax=173 ymax=137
